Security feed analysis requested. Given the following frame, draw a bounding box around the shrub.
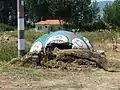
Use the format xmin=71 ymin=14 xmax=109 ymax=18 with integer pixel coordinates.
xmin=0 ymin=41 xmax=18 ymax=62
xmin=0 ymin=30 xmax=44 ymax=62
xmin=0 ymin=23 xmax=14 ymax=32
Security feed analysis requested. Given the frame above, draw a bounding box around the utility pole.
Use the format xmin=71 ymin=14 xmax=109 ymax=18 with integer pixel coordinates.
xmin=17 ymin=0 xmax=25 ymax=56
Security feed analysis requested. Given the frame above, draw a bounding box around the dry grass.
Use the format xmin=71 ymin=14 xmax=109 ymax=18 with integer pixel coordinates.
xmin=0 ymin=63 xmax=120 ymax=90
xmin=0 ymin=30 xmax=120 ymax=90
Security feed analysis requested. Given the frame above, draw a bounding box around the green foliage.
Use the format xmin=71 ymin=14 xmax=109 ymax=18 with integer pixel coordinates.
xmin=93 ymin=20 xmax=106 ymax=30
xmin=24 ymin=30 xmax=45 ymax=53
xmin=25 ymin=0 xmax=100 ymax=29
xmin=25 ymin=0 xmax=72 ymax=20
xmin=25 ymin=30 xmax=45 ymax=43
xmin=0 ymin=30 xmax=45 ymax=62
xmin=77 ymin=20 xmax=106 ymax=31
xmin=0 ymin=29 xmax=119 ymax=63
xmin=104 ymin=0 xmax=120 ymax=27
xmin=0 ymin=0 xmax=17 ymax=23
xmin=25 ymin=0 xmax=50 ymax=20
xmin=91 ymin=0 xmax=100 ymax=22
xmin=71 ymin=0 xmax=100 ymax=29
xmin=0 ymin=41 xmax=18 ymax=62
xmin=0 ymin=0 xmax=101 ymax=30
xmin=0 ymin=23 xmax=14 ymax=32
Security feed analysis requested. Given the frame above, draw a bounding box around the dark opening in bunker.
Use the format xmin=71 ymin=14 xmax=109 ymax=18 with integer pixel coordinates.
xmin=46 ymin=43 xmax=72 ymax=51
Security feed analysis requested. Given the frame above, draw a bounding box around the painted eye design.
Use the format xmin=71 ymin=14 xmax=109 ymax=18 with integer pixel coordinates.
xmin=72 ymin=38 xmax=87 ymax=49
xmin=30 ymin=42 xmax=42 ymax=53
xmin=45 ymin=34 xmax=68 ymax=47
xmin=74 ymin=40 xmax=83 ymax=47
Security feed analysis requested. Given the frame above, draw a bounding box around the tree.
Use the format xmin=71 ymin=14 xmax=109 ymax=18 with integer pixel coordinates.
xmin=55 ymin=0 xmax=72 ymax=20
xmin=25 ymin=0 xmax=50 ymax=21
xmin=71 ymin=0 xmax=100 ymax=28
xmin=104 ymin=0 xmax=120 ymax=27
xmin=25 ymin=0 xmax=72 ymax=21
xmin=91 ymin=0 xmax=100 ymax=22
xmin=0 ymin=0 xmax=17 ymax=24
xmin=0 ymin=0 xmax=100 ymax=30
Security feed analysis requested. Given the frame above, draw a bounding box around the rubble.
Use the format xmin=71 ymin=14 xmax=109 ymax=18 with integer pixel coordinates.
xmin=10 ymin=48 xmax=120 ymax=72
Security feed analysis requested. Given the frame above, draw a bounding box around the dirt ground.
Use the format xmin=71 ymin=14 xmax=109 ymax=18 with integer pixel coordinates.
xmin=1 ymin=35 xmax=120 ymax=90
xmin=0 ymin=68 xmax=120 ymax=90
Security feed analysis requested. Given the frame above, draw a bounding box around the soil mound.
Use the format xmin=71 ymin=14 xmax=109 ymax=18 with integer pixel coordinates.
xmin=42 ymin=48 xmax=107 ymax=71
xmin=10 ymin=48 xmax=109 ymax=72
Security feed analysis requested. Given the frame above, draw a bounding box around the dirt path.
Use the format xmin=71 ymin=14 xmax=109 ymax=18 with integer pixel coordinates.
xmin=0 ymin=68 xmax=120 ymax=90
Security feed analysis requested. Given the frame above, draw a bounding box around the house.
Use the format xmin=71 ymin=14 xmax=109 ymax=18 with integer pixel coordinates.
xmin=35 ymin=20 xmax=65 ymax=31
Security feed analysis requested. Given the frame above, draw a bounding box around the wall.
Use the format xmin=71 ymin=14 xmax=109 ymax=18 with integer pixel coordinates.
xmin=35 ymin=25 xmax=49 ymax=31
xmin=35 ymin=24 xmax=63 ymax=31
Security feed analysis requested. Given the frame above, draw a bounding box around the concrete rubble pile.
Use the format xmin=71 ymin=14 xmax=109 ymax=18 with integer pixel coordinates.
xmin=11 ymin=48 xmax=114 ymax=72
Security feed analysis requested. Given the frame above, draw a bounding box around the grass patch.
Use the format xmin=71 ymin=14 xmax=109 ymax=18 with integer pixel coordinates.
xmin=0 ymin=29 xmax=120 ymax=63
xmin=5 ymin=30 xmax=45 ymax=43
xmin=1 ymin=29 xmax=120 ymax=62
xmin=0 ymin=30 xmax=45 ymax=62
xmin=0 ymin=23 xmax=15 ymax=32
xmin=0 ymin=63 xmax=45 ymax=81
xmin=0 ymin=41 xmax=18 ymax=62
xmin=81 ymin=30 xmax=119 ymax=43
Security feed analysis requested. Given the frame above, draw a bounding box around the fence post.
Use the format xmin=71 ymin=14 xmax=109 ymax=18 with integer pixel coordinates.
xmin=17 ymin=0 xmax=25 ymax=56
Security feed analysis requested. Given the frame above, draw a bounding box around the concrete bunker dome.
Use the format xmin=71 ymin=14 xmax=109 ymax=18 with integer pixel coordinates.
xmin=30 ymin=30 xmax=94 ymax=53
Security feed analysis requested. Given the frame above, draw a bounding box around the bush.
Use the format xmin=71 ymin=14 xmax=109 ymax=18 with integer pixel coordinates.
xmin=0 ymin=41 xmax=18 ymax=62
xmin=0 ymin=30 xmax=44 ymax=62
xmin=77 ymin=21 xmax=106 ymax=32
xmin=0 ymin=23 xmax=14 ymax=32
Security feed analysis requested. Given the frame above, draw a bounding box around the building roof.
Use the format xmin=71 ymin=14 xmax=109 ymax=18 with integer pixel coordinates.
xmin=35 ymin=20 xmax=64 ymax=25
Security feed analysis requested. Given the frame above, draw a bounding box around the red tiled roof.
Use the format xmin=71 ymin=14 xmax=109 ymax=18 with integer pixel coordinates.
xmin=35 ymin=20 xmax=64 ymax=25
